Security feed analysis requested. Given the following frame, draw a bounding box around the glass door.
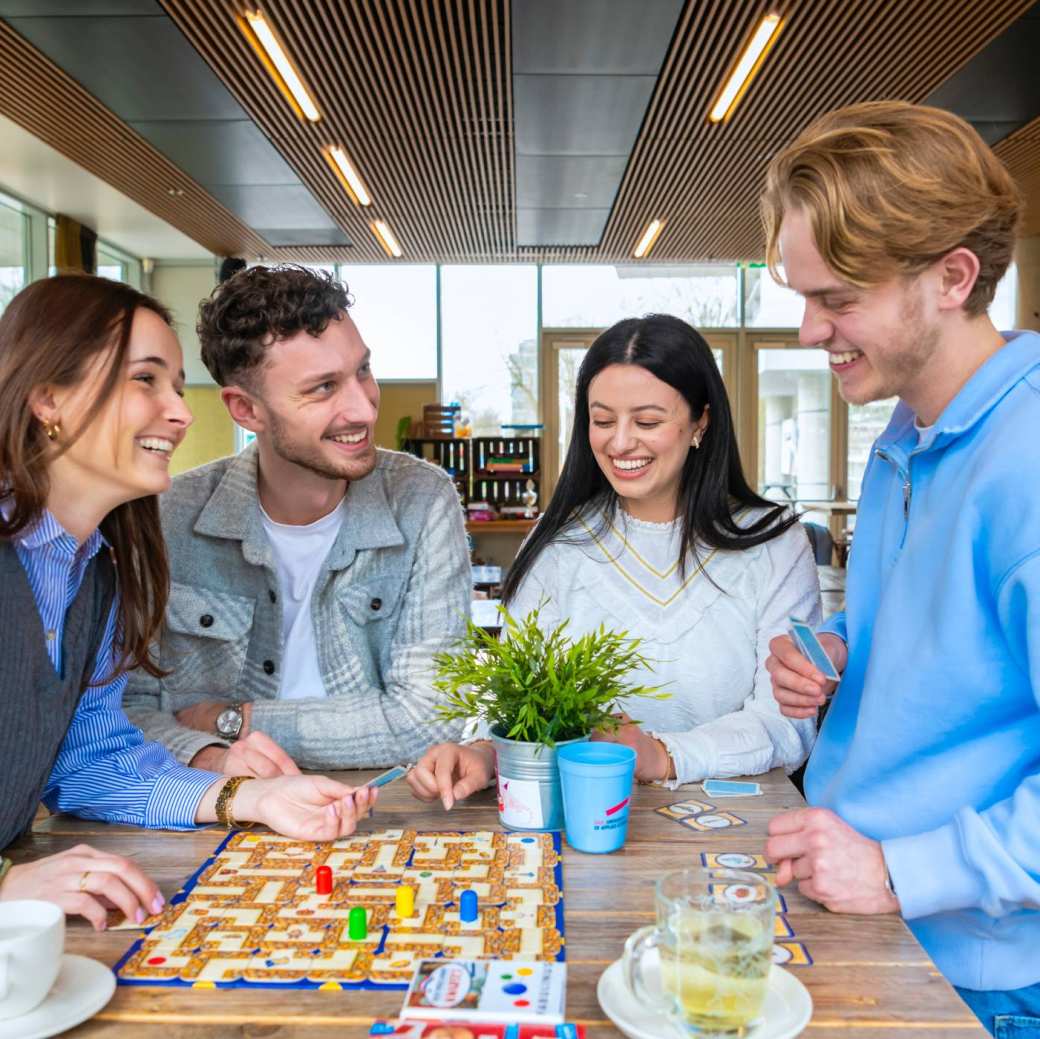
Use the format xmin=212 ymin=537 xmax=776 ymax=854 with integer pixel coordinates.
xmin=748 ymin=337 xmax=839 ymax=504
xmin=541 ymin=330 xmax=596 ymax=497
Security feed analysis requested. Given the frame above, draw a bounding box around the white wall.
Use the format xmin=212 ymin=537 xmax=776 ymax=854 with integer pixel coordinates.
xmin=151 ymin=261 xmax=218 ymax=385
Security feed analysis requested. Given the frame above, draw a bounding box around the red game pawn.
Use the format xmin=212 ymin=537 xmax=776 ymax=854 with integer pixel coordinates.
xmin=315 ymin=864 xmax=333 ymax=895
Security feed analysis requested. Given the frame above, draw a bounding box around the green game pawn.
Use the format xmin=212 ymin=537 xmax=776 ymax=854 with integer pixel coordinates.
xmin=348 ymin=906 xmax=367 ymax=941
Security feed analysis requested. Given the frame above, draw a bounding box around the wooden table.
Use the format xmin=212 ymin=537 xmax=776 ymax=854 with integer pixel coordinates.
xmin=10 ymin=769 xmax=984 ymax=1038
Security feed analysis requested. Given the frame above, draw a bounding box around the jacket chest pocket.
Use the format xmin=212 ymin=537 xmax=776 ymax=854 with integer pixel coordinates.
xmin=337 ymin=571 xmax=408 ymax=630
xmin=161 ymin=582 xmax=256 ymax=698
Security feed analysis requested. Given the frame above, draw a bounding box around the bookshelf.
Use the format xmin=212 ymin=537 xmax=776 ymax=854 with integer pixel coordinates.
xmin=400 ymin=434 xmax=541 ymax=528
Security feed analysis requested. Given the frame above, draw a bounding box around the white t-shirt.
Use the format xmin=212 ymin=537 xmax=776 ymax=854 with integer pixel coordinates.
xmin=259 ymin=498 xmax=346 ymax=699
xmin=915 ymin=418 xmax=936 ymax=444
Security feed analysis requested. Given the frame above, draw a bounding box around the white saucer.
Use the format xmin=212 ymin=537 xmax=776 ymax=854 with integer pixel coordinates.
xmin=0 ymin=955 xmax=116 ymax=1039
xmin=598 ymin=951 xmax=812 ymax=1039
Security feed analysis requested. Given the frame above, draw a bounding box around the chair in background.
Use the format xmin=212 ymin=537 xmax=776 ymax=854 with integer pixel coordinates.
xmin=801 ymin=521 xmax=834 ymax=565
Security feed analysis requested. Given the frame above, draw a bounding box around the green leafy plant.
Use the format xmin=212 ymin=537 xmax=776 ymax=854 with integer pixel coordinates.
xmin=433 ymin=605 xmax=669 ymax=745
xmin=395 ymin=415 xmax=412 ymax=451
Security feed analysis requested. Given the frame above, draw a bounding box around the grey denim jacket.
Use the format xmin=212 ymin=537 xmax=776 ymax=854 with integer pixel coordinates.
xmin=124 ymin=444 xmax=469 ymax=769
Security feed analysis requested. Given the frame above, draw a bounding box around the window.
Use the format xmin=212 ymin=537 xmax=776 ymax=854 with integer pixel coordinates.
xmin=756 ymin=347 xmax=832 ymax=501
xmin=337 ymin=265 xmax=436 ymax=380
xmin=553 ymin=342 xmax=588 ymax=479
xmin=440 ymin=266 xmax=538 ymax=436
xmin=991 ymin=262 xmax=1018 ymax=332
xmin=235 ymin=427 xmax=256 ymax=453
xmin=97 ymin=244 xmax=126 ymax=284
xmin=542 ymin=264 xmax=739 ymax=329
xmin=0 ymin=198 xmax=28 ymax=316
xmin=848 ymin=398 xmax=897 ymax=499
xmin=743 ymin=264 xmax=803 ymax=328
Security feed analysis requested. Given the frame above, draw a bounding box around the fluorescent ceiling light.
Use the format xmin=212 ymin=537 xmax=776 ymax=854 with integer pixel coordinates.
xmin=709 ymin=14 xmax=783 ymax=123
xmin=325 ymin=146 xmax=372 ymax=206
xmin=373 ymin=220 xmax=402 ymax=258
xmin=633 ymin=219 xmax=664 ymax=259
xmin=242 ymin=11 xmax=321 ymax=122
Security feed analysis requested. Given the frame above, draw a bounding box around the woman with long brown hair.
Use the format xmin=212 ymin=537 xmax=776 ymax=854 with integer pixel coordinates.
xmin=0 ymin=275 xmax=375 ymax=929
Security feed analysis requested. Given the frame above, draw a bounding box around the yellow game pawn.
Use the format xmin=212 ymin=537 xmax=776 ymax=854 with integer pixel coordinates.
xmin=395 ymin=884 xmax=415 ymax=919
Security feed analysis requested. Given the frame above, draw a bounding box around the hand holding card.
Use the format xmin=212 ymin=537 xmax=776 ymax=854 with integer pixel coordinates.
xmin=788 ymin=619 xmax=840 ymax=681
xmin=367 ymin=764 xmax=413 ymax=789
xmin=766 ymin=625 xmax=846 ymax=720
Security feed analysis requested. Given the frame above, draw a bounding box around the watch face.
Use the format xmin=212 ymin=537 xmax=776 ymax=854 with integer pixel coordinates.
xmin=216 ymin=707 xmax=242 ymax=738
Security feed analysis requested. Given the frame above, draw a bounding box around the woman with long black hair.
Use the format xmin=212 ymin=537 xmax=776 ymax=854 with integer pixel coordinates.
xmin=409 ymin=314 xmax=821 ymax=805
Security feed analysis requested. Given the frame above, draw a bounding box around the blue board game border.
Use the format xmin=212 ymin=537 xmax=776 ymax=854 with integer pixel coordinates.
xmin=114 ymin=828 xmax=565 ymax=991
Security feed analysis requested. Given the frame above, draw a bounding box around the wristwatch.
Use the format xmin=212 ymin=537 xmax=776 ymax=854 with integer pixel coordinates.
xmin=215 ymin=703 xmax=245 ymax=741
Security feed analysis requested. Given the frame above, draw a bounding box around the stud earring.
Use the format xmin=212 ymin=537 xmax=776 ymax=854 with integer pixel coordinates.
xmin=691 ymin=432 xmax=702 ymax=450
xmin=43 ymin=420 xmax=61 ymax=441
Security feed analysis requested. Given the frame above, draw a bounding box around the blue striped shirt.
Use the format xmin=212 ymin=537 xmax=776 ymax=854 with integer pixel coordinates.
xmin=14 ymin=510 xmax=220 ymax=829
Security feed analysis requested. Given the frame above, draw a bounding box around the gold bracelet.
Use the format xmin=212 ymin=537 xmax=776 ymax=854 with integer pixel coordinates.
xmin=0 ymin=856 xmax=13 ymax=887
xmin=215 ymin=776 xmax=256 ymax=830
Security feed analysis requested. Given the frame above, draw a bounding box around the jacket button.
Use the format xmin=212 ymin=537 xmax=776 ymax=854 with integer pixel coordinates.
xmin=370 ymin=597 xmax=382 ymax=611
xmin=263 ymin=659 xmax=275 ymax=675
xmin=268 ymin=589 xmax=277 ymax=604
xmin=199 ymin=614 xmax=214 ymax=628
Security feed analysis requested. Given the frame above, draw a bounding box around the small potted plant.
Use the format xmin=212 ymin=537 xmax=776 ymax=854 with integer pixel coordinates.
xmin=433 ymin=606 xmax=667 ymax=831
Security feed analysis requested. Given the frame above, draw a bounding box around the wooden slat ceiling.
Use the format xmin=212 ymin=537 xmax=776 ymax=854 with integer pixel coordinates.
xmin=0 ymin=17 xmax=269 ymax=259
xmin=2 ymin=1 xmax=1037 ymax=262
xmin=995 ymin=114 xmax=1040 ymax=236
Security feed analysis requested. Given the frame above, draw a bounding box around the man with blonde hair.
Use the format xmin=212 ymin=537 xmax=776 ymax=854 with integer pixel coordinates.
xmin=761 ymin=100 xmax=1040 ymax=1035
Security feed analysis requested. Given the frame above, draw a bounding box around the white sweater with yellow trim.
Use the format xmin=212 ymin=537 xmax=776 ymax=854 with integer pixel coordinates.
xmin=508 ymin=510 xmax=821 ymax=785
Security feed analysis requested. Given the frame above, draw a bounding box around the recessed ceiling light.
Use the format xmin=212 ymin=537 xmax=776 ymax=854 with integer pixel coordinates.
xmin=633 ymin=218 xmax=664 ymax=259
xmin=372 ymin=219 xmax=402 ymax=258
xmin=239 ymin=10 xmax=321 ymax=122
xmin=708 ymin=14 xmax=783 ymax=124
xmin=324 ymin=146 xmax=372 ymax=207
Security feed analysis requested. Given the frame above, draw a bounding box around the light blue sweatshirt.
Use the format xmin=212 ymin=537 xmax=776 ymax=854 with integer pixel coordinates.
xmin=807 ymin=330 xmax=1040 ymax=992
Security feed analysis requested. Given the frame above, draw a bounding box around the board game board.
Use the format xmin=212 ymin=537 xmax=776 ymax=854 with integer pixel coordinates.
xmin=115 ymin=828 xmax=565 ymax=990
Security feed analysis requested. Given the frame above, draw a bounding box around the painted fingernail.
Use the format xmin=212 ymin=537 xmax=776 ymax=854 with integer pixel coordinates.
xmin=135 ymin=908 xmax=146 ymax=924
xmin=151 ymin=895 xmax=165 ymax=915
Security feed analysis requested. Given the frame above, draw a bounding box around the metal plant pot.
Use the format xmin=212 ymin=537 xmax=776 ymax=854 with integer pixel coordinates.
xmin=491 ymin=726 xmax=589 ymax=831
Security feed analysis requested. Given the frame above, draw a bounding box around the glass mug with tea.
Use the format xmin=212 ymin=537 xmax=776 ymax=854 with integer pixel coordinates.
xmin=624 ymin=868 xmax=774 ymax=1036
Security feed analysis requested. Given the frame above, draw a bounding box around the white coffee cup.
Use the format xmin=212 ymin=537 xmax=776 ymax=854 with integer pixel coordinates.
xmin=0 ymin=900 xmax=64 ymax=1019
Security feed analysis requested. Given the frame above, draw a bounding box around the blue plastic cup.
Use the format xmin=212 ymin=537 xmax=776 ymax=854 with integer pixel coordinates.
xmin=556 ymin=742 xmax=637 ymax=853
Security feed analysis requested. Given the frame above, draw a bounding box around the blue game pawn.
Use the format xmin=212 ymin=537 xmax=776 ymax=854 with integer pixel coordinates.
xmin=459 ymin=889 xmax=478 ymax=922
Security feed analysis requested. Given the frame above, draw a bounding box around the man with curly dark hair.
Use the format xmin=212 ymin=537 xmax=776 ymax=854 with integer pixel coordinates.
xmin=124 ymin=265 xmax=469 ymax=772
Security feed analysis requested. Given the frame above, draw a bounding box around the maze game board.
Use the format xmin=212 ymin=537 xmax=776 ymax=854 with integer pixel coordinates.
xmin=115 ymin=829 xmax=564 ymax=990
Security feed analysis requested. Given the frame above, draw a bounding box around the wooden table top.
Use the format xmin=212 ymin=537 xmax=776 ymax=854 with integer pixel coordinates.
xmin=10 ymin=768 xmax=984 ymax=1038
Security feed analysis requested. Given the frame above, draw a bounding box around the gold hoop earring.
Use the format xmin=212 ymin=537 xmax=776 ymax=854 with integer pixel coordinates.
xmin=43 ymin=420 xmax=61 ymax=441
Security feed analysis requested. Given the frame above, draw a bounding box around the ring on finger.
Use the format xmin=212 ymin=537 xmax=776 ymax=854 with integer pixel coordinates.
xmin=79 ymin=870 xmax=91 ymax=891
